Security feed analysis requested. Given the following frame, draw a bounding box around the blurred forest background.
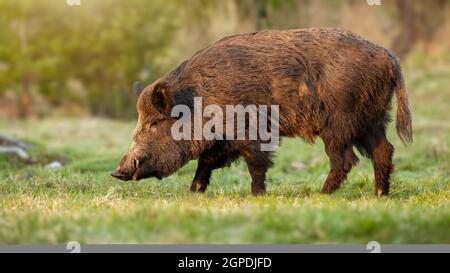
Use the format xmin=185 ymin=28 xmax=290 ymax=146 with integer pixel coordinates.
xmin=1 ymin=0 xmax=450 ymax=119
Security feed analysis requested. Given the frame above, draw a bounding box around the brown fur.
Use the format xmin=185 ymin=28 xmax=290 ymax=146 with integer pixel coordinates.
xmin=112 ymin=28 xmax=412 ymax=196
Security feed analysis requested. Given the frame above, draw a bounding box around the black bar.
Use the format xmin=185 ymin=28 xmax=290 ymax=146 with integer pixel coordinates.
xmin=1 ymin=253 xmax=447 ymax=272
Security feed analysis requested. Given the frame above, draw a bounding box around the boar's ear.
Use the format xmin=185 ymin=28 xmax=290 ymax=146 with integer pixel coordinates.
xmin=133 ymin=81 xmax=144 ymax=96
xmin=151 ymin=82 xmax=171 ymax=114
xmin=152 ymin=83 xmax=195 ymax=115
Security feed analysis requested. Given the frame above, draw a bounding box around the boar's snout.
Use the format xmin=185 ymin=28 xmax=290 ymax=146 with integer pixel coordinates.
xmin=111 ymin=150 xmax=160 ymax=181
xmin=110 ymin=170 xmax=130 ymax=181
xmin=111 ymin=153 xmax=145 ymax=181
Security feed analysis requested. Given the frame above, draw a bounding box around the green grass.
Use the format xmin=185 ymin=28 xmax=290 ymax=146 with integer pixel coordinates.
xmin=0 ymin=67 xmax=449 ymax=244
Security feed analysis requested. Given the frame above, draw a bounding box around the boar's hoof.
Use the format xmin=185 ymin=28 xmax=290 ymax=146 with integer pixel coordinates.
xmin=190 ymin=181 xmax=207 ymax=193
xmin=376 ymin=188 xmax=389 ymax=197
xmin=251 ymin=188 xmax=266 ymax=196
xmin=320 ymin=187 xmax=336 ymax=194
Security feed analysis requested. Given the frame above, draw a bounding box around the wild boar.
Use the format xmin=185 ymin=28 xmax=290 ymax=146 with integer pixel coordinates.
xmin=111 ymin=28 xmax=412 ymax=196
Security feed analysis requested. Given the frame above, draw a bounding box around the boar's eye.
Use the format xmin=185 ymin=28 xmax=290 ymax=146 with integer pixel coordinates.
xmin=146 ymin=121 xmax=158 ymax=133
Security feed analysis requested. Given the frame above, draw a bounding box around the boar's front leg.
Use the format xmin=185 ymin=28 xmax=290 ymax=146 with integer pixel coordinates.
xmin=241 ymin=148 xmax=273 ymax=196
xmin=190 ymin=143 xmax=240 ymax=193
xmin=190 ymin=156 xmax=212 ymax=193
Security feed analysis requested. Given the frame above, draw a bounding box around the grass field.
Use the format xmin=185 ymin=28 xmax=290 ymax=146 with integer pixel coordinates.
xmin=0 ymin=67 xmax=449 ymax=244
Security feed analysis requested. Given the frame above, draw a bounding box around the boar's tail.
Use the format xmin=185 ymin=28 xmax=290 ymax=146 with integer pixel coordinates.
xmin=394 ymin=62 xmax=413 ymax=145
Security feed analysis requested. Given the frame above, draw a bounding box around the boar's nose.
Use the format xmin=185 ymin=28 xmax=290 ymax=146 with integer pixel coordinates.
xmin=110 ymin=170 xmax=130 ymax=181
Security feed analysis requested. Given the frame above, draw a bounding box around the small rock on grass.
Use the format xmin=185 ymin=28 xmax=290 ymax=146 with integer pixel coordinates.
xmin=291 ymin=161 xmax=306 ymax=171
xmin=46 ymin=161 xmax=64 ymax=169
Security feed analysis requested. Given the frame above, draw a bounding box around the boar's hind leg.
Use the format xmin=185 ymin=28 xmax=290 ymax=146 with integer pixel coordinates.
xmin=241 ymin=149 xmax=273 ymax=196
xmin=357 ymin=130 xmax=394 ymax=196
xmin=190 ymin=147 xmax=240 ymax=193
xmin=321 ymin=140 xmax=359 ymax=194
